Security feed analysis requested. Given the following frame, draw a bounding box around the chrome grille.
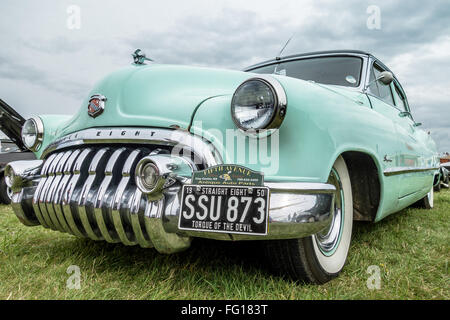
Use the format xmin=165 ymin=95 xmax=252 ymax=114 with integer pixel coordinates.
xmin=32 ymin=146 xmax=162 ymax=248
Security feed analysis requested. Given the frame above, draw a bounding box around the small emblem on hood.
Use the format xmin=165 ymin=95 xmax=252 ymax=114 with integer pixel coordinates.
xmin=88 ymin=94 xmax=106 ymax=118
xmin=132 ymin=49 xmax=154 ymax=65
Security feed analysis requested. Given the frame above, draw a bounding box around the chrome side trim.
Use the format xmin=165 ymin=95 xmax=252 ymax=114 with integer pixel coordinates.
xmin=264 ymin=182 xmax=336 ymax=193
xmin=384 ymin=166 xmax=439 ymax=176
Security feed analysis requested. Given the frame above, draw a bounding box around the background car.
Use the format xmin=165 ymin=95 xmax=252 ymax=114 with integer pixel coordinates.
xmin=434 ymin=162 xmax=450 ymax=191
xmin=0 ymin=99 xmax=36 ymax=204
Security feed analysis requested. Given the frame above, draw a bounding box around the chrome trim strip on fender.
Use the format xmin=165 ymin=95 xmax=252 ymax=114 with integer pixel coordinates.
xmin=383 ymin=166 xmax=440 ymax=176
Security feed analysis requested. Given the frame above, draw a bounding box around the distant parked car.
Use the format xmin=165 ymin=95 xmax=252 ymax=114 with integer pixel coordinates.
xmin=0 ymin=99 xmax=36 ymax=204
xmin=434 ymin=163 xmax=450 ymax=191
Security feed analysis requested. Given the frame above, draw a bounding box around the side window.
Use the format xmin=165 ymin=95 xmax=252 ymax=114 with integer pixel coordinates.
xmin=371 ymin=65 xmax=395 ymax=105
xmin=368 ymin=66 xmax=380 ymax=96
xmin=392 ymin=82 xmax=408 ymax=112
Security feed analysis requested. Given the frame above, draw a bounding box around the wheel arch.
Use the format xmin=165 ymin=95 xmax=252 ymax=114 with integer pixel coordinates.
xmin=329 ymin=148 xmax=384 ymax=222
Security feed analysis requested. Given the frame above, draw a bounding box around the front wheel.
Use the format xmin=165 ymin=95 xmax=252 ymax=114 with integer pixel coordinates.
xmin=263 ymin=156 xmax=353 ymax=284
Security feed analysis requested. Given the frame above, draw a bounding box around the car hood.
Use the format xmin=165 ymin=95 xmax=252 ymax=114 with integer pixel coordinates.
xmin=57 ymin=64 xmax=252 ymax=136
xmin=0 ymin=99 xmax=26 ymax=150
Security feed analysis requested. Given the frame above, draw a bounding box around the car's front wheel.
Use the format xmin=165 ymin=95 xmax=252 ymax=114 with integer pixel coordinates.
xmin=263 ymin=156 xmax=353 ymax=284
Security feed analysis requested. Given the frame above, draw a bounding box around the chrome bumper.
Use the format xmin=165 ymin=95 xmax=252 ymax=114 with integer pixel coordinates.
xmin=7 ymin=151 xmax=334 ymax=254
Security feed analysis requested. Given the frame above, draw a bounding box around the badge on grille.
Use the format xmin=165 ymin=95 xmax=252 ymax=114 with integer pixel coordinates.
xmin=88 ymin=94 xmax=107 ymax=118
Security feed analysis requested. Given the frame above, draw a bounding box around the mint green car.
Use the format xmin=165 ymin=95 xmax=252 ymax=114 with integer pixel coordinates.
xmin=4 ymin=50 xmax=439 ymax=283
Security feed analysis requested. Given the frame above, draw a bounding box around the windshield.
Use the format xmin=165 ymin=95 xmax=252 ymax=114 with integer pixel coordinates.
xmin=249 ymin=56 xmax=363 ymax=87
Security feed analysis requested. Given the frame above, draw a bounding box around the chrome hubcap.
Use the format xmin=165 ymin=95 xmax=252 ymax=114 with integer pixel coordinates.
xmin=315 ymin=168 xmax=344 ymax=256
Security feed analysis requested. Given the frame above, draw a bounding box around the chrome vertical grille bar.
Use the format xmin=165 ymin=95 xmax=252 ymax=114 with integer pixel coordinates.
xmin=129 ymin=189 xmax=153 ymax=248
xmin=93 ymin=148 xmax=128 ymax=243
xmin=32 ymin=153 xmax=58 ymax=228
xmin=77 ymin=148 xmax=110 ymax=241
xmin=53 ymin=149 xmax=81 ymax=234
xmin=111 ymin=149 xmax=142 ymax=246
xmin=45 ymin=150 xmax=72 ymax=232
xmin=62 ymin=148 xmax=94 ymax=237
xmin=39 ymin=152 xmax=65 ymax=230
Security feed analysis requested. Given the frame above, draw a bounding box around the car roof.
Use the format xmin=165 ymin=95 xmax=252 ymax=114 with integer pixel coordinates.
xmin=244 ymin=50 xmax=377 ymax=71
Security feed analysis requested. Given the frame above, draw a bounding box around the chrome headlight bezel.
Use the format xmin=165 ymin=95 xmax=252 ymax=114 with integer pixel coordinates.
xmin=21 ymin=117 xmax=44 ymax=152
xmin=231 ymin=75 xmax=287 ymax=131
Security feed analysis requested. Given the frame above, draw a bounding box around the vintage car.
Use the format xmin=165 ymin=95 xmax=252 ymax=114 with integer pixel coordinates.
xmin=4 ymin=50 xmax=439 ymax=284
xmin=434 ymin=162 xmax=450 ymax=191
xmin=0 ymin=99 xmax=36 ymax=204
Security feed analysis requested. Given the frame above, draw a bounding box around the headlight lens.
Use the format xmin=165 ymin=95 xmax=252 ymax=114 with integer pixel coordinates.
xmin=21 ymin=117 xmax=43 ymax=151
xmin=231 ymin=76 xmax=287 ymax=131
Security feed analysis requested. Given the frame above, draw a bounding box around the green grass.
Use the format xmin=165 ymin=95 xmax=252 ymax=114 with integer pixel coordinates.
xmin=0 ymin=190 xmax=449 ymax=300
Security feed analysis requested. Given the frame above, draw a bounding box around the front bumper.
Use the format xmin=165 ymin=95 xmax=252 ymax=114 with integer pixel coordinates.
xmin=9 ymin=159 xmax=334 ymax=254
xmin=7 ymin=128 xmax=335 ymax=254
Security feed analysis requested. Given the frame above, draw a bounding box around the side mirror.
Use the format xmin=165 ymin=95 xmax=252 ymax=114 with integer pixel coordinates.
xmin=378 ymin=71 xmax=394 ymax=85
xmin=364 ymin=71 xmax=394 ymax=93
xmin=399 ymin=111 xmax=411 ymax=118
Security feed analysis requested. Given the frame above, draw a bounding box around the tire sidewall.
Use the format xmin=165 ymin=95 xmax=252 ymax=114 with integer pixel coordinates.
xmin=426 ymin=186 xmax=434 ymax=209
xmin=308 ymin=156 xmax=353 ymax=279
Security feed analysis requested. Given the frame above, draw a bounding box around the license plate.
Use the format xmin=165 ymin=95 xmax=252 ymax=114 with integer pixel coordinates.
xmin=178 ymin=185 xmax=269 ymax=235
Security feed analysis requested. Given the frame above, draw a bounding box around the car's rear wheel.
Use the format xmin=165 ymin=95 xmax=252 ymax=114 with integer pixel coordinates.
xmin=443 ymin=174 xmax=449 ymax=187
xmin=417 ymin=186 xmax=434 ymax=209
xmin=263 ymin=156 xmax=353 ymax=284
xmin=434 ymin=179 xmax=441 ymax=192
xmin=0 ymin=176 xmax=12 ymax=205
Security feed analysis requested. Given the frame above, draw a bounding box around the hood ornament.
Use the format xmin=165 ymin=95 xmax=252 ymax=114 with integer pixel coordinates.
xmin=88 ymin=94 xmax=106 ymax=118
xmin=132 ymin=49 xmax=154 ymax=65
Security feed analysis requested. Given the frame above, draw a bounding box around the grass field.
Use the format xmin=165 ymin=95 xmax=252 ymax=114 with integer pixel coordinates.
xmin=0 ymin=190 xmax=448 ymax=300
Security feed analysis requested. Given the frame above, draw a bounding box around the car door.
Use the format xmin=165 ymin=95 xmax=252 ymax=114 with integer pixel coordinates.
xmin=366 ymin=62 xmax=423 ymax=199
xmin=390 ymin=80 xmax=429 ymax=197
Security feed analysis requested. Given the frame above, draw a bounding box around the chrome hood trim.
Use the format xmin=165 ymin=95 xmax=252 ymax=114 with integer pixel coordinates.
xmin=42 ymin=127 xmax=222 ymax=168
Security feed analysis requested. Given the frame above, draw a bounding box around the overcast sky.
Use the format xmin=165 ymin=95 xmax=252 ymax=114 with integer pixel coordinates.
xmin=0 ymin=0 xmax=449 ymax=152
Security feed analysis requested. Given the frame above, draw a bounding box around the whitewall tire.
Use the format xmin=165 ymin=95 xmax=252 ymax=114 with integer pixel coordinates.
xmin=263 ymin=156 xmax=353 ymax=283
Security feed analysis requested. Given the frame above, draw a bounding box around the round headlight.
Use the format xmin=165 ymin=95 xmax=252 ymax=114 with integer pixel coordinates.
xmin=231 ymin=76 xmax=287 ymax=131
xmin=21 ymin=117 xmax=44 ymax=151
